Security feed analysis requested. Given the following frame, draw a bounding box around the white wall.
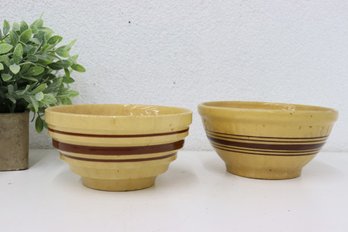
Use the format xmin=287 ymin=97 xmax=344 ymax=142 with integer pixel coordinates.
xmin=1 ymin=0 xmax=347 ymax=151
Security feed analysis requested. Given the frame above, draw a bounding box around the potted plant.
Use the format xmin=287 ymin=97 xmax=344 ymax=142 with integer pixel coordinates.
xmin=0 ymin=18 xmax=85 ymax=171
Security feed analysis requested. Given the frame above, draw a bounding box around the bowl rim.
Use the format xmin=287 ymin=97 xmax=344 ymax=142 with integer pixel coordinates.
xmin=45 ymin=104 xmax=192 ymax=134
xmin=45 ymin=103 xmax=192 ymax=119
xmin=198 ymin=101 xmax=337 ymax=113
xmin=198 ymin=101 xmax=338 ymax=121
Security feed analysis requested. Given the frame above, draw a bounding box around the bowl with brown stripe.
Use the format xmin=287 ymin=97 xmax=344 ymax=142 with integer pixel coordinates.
xmin=45 ymin=104 xmax=192 ymax=191
xmin=198 ymin=101 xmax=338 ymax=180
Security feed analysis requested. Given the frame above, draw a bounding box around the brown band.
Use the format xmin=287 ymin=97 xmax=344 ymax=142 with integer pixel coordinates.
xmin=62 ymin=153 xmax=177 ymax=162
xmin=207 ymin=134 xmax=326 ymax=144
xmin=207 ymin=130 xmax=328 ymax=140
xmin=53 ymin=140 xmax=184 ymax=155
xmin=208 ymin=137 xmax=325 ymax=151
xmin=211 ymin=142 xmax=320 ymax=154
xmin=214 ymin=146 xmax=317 ymax=157
xmin=49 ymin=128 xmax=189 ymax=138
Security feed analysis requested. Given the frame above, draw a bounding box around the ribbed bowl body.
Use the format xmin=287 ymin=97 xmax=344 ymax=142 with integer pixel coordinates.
xmin=46 ymin=104 xmax=192 ymax=191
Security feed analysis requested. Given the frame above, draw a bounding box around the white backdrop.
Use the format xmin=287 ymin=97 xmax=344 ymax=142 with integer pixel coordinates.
xmin=1 ymin=0 xmax=347 ymax=151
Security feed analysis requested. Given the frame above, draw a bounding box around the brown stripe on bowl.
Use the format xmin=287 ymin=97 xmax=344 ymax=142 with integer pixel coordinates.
xmin=206 ymin=130 xmax=328 ymax=143
xmin=48 ymin=128 xmax=189 ymax=138
xmin=208 ymin=137 xmax=325 ymax=151
xmin=62 ymin=153 xmax=177 ymax=163
xmin=53 ymin=140 xmax=185 ymax=155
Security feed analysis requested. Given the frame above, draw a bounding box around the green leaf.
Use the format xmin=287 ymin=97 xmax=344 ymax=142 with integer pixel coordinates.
xmin=12 ymin=22 xmax=20 ymax=31
xmin=1 ymin=73 xmax=12 ymax=82
xmin=63 ymin=77 xmax=75 ymax=83
xmin=0 ymin=55 xmax=10 ymax=66
xmin=21 ymin=76 xmax=38 ymax=82
xmin=7 ymin=95 xmax=16 ymax=104
xmin=34 ymin=31 xmax=45 ymax=43
xmin=40 ymin=27 xmax=53 ymax=39
xmin=35 ymin=92 xmax=44 ymax=101
xmin=31 ymin=83 xmax=47 ymax=94
xmin=64 ymin=68 xmax=70 ymax=77
xmin=35 ymin=116 xmax=44 ymax=133
xmin=42 ymin=93 xmax=57 ymax=105
xmin=9 ymin=64 xmax=20 ymax=74
xmin=26 ymin=45 xmax=37 ymax=55
xmin=20 ymin=21 xmax=29 ymax=32
xmin=14 ymin=44 xmax=24 ymax=57
xmin=48 ymin=35 xmax=62 ymax=45
xmin=31 ymin=18 xmax=44 ymax=30
xmin=9 ymin=31 xmax=18 ymax=45
xmin=49 ymin=60 xmax=71 ymax=70
xmin=70 ymin=54 xmax=79 ymax=63
xmin=0 ymin=43 xmax=13 ymax=54
xmin=55 ymin=46 xmax=69 ymax=57
xmin=19 ymin=29 xmax=32 ymax=43
xmin=66 ymin=90 xmax=79 ymax=97
xmin=66 ymin=39 xmax=76 ymax=49
xmin=29 ymin=37 xmax=41 ymax=45
xmin=16 ymin=85 xmax=31 ymax=95
xmin=58 ymin=60 xmax=72 ymax=68
xmin=20 ymin=64 xmax=31 ymax=73
xmin=63 ymin=68 xmax=75 ymax=83
xmin=28 ymin=66 xmax=45 ymax=76
xmin=71 ymin=64 xmax=86 ymax=72
xmin=7 ymin=84 xmax=14 ymax=94
xmin=29 ymin=96 xmax=39 ymax=112
xmin=0 ymin=63 xmax=3 ymax=71
xmin=27 ymin=54 xmax=38 ymax=62
xmin=3 ymin=20 xmax=10 ymax=35
xmin=60 ymin=97 xmax=72 ymax=105
xmin=13 ymin=44 xmax=23 ymax=63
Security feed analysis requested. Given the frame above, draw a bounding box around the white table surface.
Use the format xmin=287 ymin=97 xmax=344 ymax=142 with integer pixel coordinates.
xmin=1 ymin=150 xmax=347 ymax=232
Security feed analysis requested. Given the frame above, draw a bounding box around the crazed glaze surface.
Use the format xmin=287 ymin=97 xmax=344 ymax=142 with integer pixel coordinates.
xmin=45 ymin=104 xmax=192 ymax=191
xmin=199 ymin=101 xmax=338 ymax=179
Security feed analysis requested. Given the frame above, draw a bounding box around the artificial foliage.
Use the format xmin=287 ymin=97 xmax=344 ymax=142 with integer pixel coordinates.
xmin=0 ymin=18 xmax=85 ymax=132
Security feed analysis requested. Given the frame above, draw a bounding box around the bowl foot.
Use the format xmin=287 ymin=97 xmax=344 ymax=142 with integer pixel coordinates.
xmin=217 ymin=151 xmax=316 ymax=180
xmin=82 ymin=177 xmax=156 ymax=191
xmin=226 ymin=165 xmax=301 ymax=180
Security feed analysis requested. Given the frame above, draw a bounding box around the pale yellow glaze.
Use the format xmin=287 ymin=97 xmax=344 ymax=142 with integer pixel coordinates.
xmin=48 ymin=130 xmax=188 ymax=147
xmin=45 ymin=104 xmax=192 ymax=191
xmin=62 ymin=154 xmax=176 ymax=191
xmin=198 ymin=101 xmax=338 ymax=179
xmin=46 ymin=104 xmax=191 ymax=134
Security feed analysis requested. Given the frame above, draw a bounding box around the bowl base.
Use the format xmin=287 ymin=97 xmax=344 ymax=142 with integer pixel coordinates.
xmin=217 ymin=150 xmax=316 ymax=180
xmin=226 ymin=165 xmax=301 ymax=180
xmin=82 ymin=177 xmax=156 ymax=191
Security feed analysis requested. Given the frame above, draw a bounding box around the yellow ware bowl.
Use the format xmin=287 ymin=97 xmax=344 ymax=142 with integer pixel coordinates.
xmin=45 ymin=104 xmax=192 ymax=191
xmin=198 ymin=101 xmax=338 ymax=180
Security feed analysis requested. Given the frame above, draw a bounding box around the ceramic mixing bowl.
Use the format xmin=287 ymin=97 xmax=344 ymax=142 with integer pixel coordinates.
xmin=198 ymin=101 xmax=338 ymax=179
xmin=45 ymin=104 xmax=192 ymax=191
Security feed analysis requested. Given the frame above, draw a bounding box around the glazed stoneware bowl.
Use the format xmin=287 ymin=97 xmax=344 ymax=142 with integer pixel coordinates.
xmin=45 ymin=104 xmax=192 ymax=191
xmin=198 ymin=101 xmax=338 ymax=179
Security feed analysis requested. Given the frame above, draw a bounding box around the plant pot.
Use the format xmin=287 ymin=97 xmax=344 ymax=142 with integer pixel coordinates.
xmin=45 ymin=104 xmax=192 ymax=191
xmin=198 ymin=101 xmax=338 ymax=180
xmin=0 ymin=112 xmax=29 ymax=171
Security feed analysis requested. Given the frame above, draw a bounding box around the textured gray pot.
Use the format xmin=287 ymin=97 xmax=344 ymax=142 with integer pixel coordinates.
xmin=0 ymin=112 xmax=29 ymax=171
